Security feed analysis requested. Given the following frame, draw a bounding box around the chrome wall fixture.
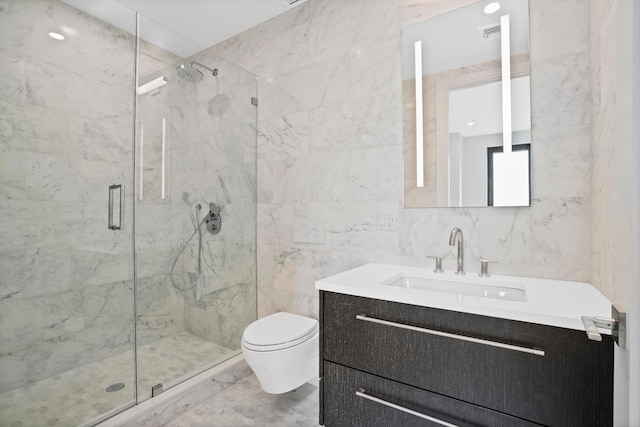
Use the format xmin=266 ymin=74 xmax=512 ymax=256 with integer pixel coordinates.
xmin=581 ymin=304 xmax=627 ymax=348
xmin=176 ymin=62 xmax=218 ymax=83
xmin=205 ymin=202 xmax=221 ymax=234
xmin=169 ymin=202 xmax=223 ymax=292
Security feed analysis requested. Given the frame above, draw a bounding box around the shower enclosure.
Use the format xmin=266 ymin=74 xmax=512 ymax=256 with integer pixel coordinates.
xmin=0 ymin=1 xmax=257 ymax=426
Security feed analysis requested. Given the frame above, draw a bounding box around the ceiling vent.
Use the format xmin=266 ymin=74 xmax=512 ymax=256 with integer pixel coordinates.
xmin=478 ymin=22 xmax=501 ymax=41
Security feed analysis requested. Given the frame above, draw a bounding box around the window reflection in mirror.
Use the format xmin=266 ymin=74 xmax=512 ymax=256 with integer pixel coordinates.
xmin=402 ymin=0 xmax=531 ymax=208
xmin=488 ymin=144 xmax=531 ymax=207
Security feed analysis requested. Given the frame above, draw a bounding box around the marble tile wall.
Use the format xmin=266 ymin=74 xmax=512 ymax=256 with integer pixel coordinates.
xmin=0 ymin=0 xmax=137 ymax=393
xmin=135 ymin=68 xmax=191 ymax=348
xmin=0 ymin=0 xmax=609 ymax=398
xmin=133 ymin=36 xmax=259 ymax=352
xmin=203 ymin=0 xmax=596 ymax=320
xmin=0 ymin=0 xmax=258 ymax=396
xmin=590 ymin=0 xmax=618 ymax=300
xmin=171 ymin=52 xmax=258 ymax=350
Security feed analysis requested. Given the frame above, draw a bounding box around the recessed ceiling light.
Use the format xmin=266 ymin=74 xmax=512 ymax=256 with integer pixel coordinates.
xmin=48 ymin=32 xmax=65 ymax=41
xmin=467 ymin=120 xmax=475 ymax=126
xmin=484 ymin=2 xmax=501 ymax=14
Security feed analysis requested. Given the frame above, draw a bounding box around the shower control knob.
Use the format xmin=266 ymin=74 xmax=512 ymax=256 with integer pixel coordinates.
xmin=205 ymin=212 xmax=221 ymax=235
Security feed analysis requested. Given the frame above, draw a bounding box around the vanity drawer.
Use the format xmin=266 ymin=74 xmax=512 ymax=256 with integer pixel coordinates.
xmin=321 ymin=291 xmax=613 ymax=426
xmin=323 ymin=361 xmax=541 ymax=427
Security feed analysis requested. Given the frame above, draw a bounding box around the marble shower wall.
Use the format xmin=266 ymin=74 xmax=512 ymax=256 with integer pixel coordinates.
xmin=208 ymin=0 xmax=404 ymax=318
xmin=204 ymin=0 xmax=595 ymax=319
xmin=590 ymin=0 xmax=618 ymax=300
xmin=0 ymin=0 xmax=259 ymax=395
xmin=174 ymin=52 xmax=258 ymax=350
xmin=135 ymin=65 xmax=189 ymax=347
xmin=0 ymin=0 xmax=136 ymax=393
xmin=134 ymin=38 xmax=259 ymax=351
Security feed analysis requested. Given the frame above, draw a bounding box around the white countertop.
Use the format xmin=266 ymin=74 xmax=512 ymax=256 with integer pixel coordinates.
xmin=315 ymin=263 xmax=613 ymax=333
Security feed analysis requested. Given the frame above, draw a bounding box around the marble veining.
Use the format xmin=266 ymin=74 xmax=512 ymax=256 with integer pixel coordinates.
xmin=589 ymin=0 xmax=619 ymax=299
xmin=201 ymin=0 xmax=601 ymax=320
xmin=167 ymin=374 xmax=318 ymax=427
xmin=0 ymin=333 xmax=233 ymax=427
xmin=0 ymin=0 xmax=258 ymax=403
xmin=397 ymin=0 xmax=478 ymax=27
xmin=0 ymin=0 xmax=622 ymax=423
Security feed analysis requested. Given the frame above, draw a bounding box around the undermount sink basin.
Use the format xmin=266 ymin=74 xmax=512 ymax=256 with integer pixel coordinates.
xmin=383 ymin=275 xmax=527 ymax=302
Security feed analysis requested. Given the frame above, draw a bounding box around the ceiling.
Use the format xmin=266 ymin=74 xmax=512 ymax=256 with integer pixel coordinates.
xmin=62 ymin=0 xmax=307 ymax=58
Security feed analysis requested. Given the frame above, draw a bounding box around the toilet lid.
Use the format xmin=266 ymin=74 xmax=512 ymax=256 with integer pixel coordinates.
xmin=242 ymin=312 xmax=318 ymax=349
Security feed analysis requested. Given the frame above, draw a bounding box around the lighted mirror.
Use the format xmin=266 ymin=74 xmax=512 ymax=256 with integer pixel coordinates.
xmin=402 ymin=0 xmax=531 ymax=208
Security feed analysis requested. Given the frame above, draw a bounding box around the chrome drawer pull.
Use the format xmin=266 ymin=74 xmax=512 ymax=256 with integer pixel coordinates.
xmin=356 ymin=314 xmax=545 ymax=357
xmin=356 ymin=389 xmax=459 ymax=427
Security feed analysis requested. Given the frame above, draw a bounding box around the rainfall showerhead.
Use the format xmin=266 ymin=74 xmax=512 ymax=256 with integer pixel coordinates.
xmin=177 ymin=64 xmax=203 ymax=82
xmin=176 ymin=61 xmax=218 ymax=83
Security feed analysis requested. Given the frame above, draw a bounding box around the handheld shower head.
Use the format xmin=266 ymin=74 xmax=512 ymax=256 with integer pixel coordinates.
xmin=176 ymin=62 xmax=218 ymax=83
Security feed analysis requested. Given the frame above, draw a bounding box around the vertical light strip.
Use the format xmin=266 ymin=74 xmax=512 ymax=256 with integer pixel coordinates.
xmin=161 ymin=118 xmax=166 ymax=199
xmin=132 ymin=10 xmax=140 ymax=405
xmin=139 ymin=124 xmax=144 ymax=200
xmin=415 ymin=40 xmax=424 ymax=187
xmin=501 ymin=14 xmax=512 ymax=153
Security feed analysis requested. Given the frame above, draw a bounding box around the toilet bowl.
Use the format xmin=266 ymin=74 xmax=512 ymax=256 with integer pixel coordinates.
xmin=241 ymin=312 xmax=319 ymax=394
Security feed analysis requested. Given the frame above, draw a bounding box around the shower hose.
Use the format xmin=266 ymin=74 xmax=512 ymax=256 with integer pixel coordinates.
xmin=169 ymin=206 xmax=206 ymax=292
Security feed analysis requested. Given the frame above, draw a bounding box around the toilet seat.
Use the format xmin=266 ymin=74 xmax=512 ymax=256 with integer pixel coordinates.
xmin=242 ymin=312 xmax=318 ymax=352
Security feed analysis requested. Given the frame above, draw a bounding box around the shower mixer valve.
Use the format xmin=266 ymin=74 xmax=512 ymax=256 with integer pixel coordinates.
xmin=205 ymin=203 xmax=222 ymax=234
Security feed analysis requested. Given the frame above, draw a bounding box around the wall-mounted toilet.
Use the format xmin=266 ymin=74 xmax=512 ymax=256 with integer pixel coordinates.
xmin=241 ymin=312 xmax=319 ymax=394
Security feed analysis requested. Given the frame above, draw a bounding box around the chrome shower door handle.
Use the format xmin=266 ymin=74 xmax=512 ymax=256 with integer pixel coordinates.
xmin=108 ymin=184 xmax=124 ymax=230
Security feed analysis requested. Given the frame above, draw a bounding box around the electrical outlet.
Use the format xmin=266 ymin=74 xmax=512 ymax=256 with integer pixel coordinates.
xmin=376 ymin=210 xmax=397 ymax=231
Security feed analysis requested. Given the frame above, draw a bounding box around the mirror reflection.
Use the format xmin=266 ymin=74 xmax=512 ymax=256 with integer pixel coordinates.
xmin=402 ymin=0 xmax=531 ymax=208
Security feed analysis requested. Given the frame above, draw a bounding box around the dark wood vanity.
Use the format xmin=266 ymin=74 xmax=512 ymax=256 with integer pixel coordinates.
xmin=319 ymin=291 xmax=613 ymax=427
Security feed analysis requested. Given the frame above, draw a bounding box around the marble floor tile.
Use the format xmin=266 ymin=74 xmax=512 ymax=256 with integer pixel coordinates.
xmin=0 ymin=333 xmax=232 ymax=427
xmin=167 ymin=374 xmax=319 ymax=427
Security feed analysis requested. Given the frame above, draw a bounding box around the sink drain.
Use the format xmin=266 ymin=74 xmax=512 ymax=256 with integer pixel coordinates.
xmin=105 ymin=383 xmax=125 ymax=393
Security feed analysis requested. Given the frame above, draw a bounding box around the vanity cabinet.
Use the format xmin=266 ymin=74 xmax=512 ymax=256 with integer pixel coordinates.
xmin=319 ymin=291 xmax=613 ymax=427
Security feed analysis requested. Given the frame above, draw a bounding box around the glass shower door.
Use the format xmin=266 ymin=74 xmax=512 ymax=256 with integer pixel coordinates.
xmin=134 ymin=15 xmax=258 ymax=402
xmin=0 ymin=1 xmax=137 ymax=426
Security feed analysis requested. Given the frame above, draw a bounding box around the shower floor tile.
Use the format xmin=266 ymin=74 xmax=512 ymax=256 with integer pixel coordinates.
xmin=166 ymin=374 xmax=319 ymax=427
xmin=0 ymin=333 xmax=233 ymax=427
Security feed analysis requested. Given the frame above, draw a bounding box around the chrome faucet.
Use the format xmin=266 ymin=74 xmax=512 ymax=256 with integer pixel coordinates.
xmin=449 ymin=228 xmax=464 ymax=275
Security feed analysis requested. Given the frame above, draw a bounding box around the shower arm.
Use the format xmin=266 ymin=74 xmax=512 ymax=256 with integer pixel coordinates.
xmin=190 ymin=61 xmax=218 ymax=76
